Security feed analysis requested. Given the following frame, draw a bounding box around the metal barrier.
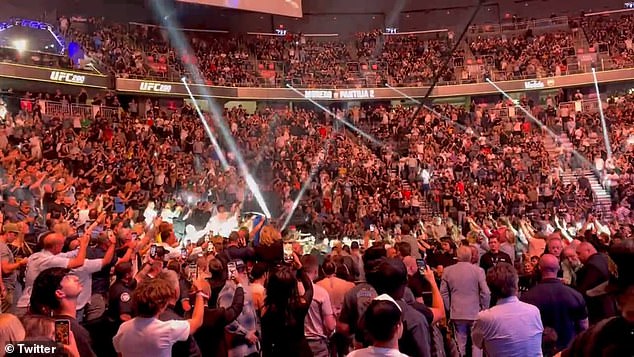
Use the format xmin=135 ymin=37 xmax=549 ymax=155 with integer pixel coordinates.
xmin=469 ymin=16 xmax=569 ymax=35
xmin=558 ymin=99 xmax=600 ymax=114
xmin=39 ymin=100 xmax=119 ymax=119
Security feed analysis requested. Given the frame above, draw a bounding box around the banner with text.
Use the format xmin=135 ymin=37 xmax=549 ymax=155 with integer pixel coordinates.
xmin=0 ymin=63 xmax=109 ymax=88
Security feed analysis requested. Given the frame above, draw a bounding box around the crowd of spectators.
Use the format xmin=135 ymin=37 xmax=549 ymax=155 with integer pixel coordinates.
xmin=468 ymin=31 xmax=575 ymax=80
xmin=0 ymin=82 xmax=632 ymax=357
xmin=581 ymin=14 xmax=634 ymax=67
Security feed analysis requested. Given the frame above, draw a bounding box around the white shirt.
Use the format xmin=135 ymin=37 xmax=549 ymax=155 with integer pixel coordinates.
xmin=17 ymin=249 xmax=77 ymax=307
xmin=113 ymin=317 xmax=190 ymax=357
xmin=347 ymin=346 xmax=409 ymax=357
xmin=73 ymin=259 xmax=104 ymax=309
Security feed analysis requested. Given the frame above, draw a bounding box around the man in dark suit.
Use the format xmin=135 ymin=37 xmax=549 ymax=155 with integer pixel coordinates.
xmin=522 ymin=254 xmax=588 ymax=351
xmin=575 ymin=242 xmax=610 ymax=323
xmin=441 ymin=246 xmax=491 ymax=357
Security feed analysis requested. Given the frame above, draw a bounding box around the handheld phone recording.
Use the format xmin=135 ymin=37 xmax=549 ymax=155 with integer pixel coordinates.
xmin=416 ymin=258 xmax=427 ymax=275
xmin=181 ymin=247 xmax=187 ymax=259
xmin=55 ymin=319 xmax=70 ymax=345
xmin=370 ymin=224 xmax=376 ymax=232
xmin=188 ymin=262 xmax=198 ymax=281
xmin=227 ymin=261 xmax=237 ymax=280
xmin=149 ymin=244 xmax=158 ymax=259
xmin=131 ymin=232 xmax=138 ymax=240
xmin=283 ymin=242 xmax=293 ymax=263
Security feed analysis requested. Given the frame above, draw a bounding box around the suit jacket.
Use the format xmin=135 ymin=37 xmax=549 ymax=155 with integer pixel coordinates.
xmin=440 ymin=261 xmax=491 ymax=320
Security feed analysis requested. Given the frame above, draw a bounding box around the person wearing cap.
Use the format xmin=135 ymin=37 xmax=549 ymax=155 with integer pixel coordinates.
xmin=347 ymin=294 xmax=408 ymax=357
xmin=108 ymin=262 xmax=138 ymax=326
xmin=367 ymin=258 xmax=432 ymax=357
xmin=0 ymin=222 xmax=28 ymax=313
xmin=562 ymin=240 xmax=634 ymax=357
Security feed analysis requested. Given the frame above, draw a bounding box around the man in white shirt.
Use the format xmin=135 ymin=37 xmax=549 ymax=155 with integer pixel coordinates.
xmin=113 ymin=274 xmax=205 ymax=357
xmin=15 ymin=230 xmax=91 ymax=317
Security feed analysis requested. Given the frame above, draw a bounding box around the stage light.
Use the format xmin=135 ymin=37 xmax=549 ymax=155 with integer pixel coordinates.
xmin=12 ymin=39 xmax=27 ymax=52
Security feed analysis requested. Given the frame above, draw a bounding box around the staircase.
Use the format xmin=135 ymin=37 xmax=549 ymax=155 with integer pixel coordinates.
xmin=543 ymin=133 xmax=574 ymax=167
xmin=544 ymin=134 xmax=613 ymax=219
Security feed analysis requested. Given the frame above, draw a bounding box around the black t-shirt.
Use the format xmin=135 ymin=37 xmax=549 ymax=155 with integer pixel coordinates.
xmin=86 ymin=246 xmax=116 ymax=295
xmin=108 ymin=279 xmax=135 ymax=325
xmin=479 ymin=251 xmax=512 ymax=273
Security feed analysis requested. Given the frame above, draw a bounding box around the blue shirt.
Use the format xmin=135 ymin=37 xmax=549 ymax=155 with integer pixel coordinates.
xmin=472 ymin=296 xmax=543 ymax=357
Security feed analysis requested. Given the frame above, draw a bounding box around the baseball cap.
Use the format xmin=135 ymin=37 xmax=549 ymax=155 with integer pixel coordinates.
xmin=3 ymin=223 xmax=21 ymax=234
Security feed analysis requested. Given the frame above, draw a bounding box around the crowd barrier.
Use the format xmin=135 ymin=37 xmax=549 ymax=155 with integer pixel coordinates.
xmin=21 ymin=99 xmax=120 ymax=119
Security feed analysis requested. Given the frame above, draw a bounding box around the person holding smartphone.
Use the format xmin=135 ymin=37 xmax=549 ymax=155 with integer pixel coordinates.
xmin=113 ymin=272 xmax=206 ymax=357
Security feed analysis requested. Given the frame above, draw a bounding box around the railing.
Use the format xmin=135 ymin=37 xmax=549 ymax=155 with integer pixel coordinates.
xmin=468 ymin=16 xmax=570 ymax=35
xmin=26 ymin=99 xmax=120 ymax=119
xmin=558 ymin=99 xmax=600 ymax=114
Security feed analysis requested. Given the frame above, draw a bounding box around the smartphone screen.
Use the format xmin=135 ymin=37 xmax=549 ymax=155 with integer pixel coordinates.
xmin=416 ymin=259 xmax=427 ymax=275
xmin=55 ymin=319 xmax=70 ymax=345
xmin=131 ymin=232 xmax=138 ymax=240
xmin=370 ymin=224 xmax=375 ymax=232
xmin=180 ymin=247 xmax=187 ymax=259
xmin=188 ymin=262 xmax=198 ymax=281
xmin=283 ymin=242 xmax=293 ymax=262
xmin=227 ymin=261 xmax=237 ymax=279
xmin=149 ymin=244 xmax=157 ymax=259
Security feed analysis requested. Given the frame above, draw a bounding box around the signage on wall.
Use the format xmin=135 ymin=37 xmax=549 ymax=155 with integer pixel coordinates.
xmin=50 ymin=71 xmax=86 ymax=84
xmin=524 ymin=80 xmax=545 ymax=90
xmin=139 ymin=82 xmax=173 ymax=93
xmin=303 ymin=90 xmax=333 ymax=99
xmin=336 ymin=89 xmax=375 ymax=99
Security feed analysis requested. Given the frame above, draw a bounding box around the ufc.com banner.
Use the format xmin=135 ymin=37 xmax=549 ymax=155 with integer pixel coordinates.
xmin=0 ymin=62 xmax=109 ymax=88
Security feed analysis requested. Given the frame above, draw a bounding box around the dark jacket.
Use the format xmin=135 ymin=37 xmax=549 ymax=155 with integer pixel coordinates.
xmin=194 ymin=286 xmax=245 ymax=357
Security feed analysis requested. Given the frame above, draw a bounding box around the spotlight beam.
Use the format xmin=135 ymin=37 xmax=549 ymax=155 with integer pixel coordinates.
xmin=181 ymin=78 xmax=229 ymax=170
xmin=280 ymin=138 xmax=333 ymax=231
xmin=285 ymin=84 xmax=382 ymax=147
xmin=591 ymin=67 xmax=612 ymax=159
xmin=486 ymin=78 xmax=594 ymax=169
xmin=151 ymin=0 xmax=271 ymax=218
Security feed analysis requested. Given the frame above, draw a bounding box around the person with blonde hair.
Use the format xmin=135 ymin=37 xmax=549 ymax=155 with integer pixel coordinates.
xmin=0 ymin=313 xmax=25 ymax=355
xmin=255 ymin=225 xmax=284 ymax=265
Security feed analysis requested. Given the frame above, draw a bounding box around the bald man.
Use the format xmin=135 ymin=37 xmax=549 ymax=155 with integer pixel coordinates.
xmin=521 ymin=254 xmax=588 ymax=350
xmin=15 ymin=223 xmax=94 ymax=317
xmin=575 ymin=242 xmax=610 ymax=323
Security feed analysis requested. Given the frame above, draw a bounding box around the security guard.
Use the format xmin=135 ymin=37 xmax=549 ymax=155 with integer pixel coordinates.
xmin=108 ymin=262 xmax=136 ymax=325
